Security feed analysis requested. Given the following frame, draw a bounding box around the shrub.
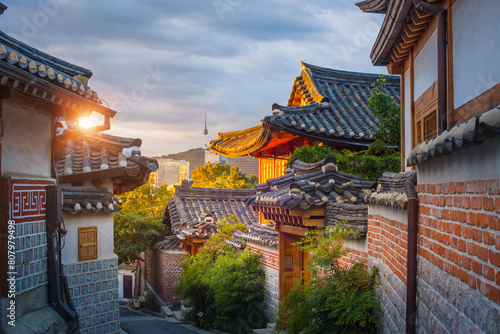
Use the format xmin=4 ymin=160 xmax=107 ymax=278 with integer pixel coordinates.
xmin=274 ymin=223 xmax=379 ymax=334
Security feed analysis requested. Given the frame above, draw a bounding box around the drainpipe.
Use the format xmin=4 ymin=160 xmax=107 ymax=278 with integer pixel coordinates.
xmin=403 ymin=172 xmax=418 ymax=334
xmin=414 ymin=1 xmax=447 ymax=134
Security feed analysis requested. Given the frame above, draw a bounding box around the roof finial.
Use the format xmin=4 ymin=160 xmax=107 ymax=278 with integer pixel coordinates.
xmin=203 ymin=113 xmax=208 ymax=147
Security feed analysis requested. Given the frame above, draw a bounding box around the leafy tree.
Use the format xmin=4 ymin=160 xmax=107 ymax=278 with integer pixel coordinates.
xmin=191 ymin=162 xmax=257 ymax=189
xmin=175 ymin=217 xmax=266 ymax=333
xmin=274 ymin=223 xmax=379 ymax=334
xmin=286 ymin=145 xmax=336 ymax=169
xmin=114 ymin=176 xmax=173 ymax=263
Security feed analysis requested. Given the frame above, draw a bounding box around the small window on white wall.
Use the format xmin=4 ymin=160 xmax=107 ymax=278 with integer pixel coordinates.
xmin=79 ymin=226 xmax=98 ymax=261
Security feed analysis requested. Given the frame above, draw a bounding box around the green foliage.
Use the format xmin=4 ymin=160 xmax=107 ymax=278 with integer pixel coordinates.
xmin=191 ymin=162 xmax=258 ymax=189
xmin=287 ymin=145 xmax=336 ymax=169
xmin=274 ymin=223 xmax=379 ymax=334
xmin=175 ymin=249 xmax=266 ymax=333
xmin=114 ymin=176 xmax=172 ymax=263
xmin=367 ymin=74 xmax=401 ymax=153
xmin=201 ymin=215 xmax=248 ymax=256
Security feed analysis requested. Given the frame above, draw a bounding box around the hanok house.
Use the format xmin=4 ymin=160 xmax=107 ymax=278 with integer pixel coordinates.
xmin=0 ymin=24 xmax=157 ymax=334
xmin=357 ymin=0 xmax=500 ymax=332
xmin=244 ymin=157 xmax=374 ymax=301
xmin=147 ymin=180 xmax=265 ymax=308
xmin=210 ymin=62 xmax=401 ymax=184
xmin=55 ymin=131 xmax=157 ymax=333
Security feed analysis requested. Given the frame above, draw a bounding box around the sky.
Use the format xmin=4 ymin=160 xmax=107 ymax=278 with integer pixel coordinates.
xmin=0 ymin=0 xmax=388 ymax=156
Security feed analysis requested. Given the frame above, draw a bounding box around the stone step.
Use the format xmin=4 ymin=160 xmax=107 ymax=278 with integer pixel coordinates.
xmin=161 ymin=306 xmax=174 ymax=317
xmin=253 ymin=329 xmax=273 ymax=334
xmin=173 ymin=310 xmax=183 ymax=321
xmin=267 ymin=323 xmax=276 ymax=330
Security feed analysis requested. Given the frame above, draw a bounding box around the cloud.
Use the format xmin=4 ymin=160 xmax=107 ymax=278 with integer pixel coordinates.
xmin=0 ymin=0 xmax=388 ymax=156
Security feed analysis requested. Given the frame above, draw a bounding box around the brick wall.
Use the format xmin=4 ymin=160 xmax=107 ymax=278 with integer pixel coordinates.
xmin=148 ymin=248 xmax=183 ymax=306
xmin=416 ymin=179 xmax=500 ymax=332
xmin=339 ymin=246 xmax=367 ymax=269
xmin=367 ymin=205 xmax=408 ymax=333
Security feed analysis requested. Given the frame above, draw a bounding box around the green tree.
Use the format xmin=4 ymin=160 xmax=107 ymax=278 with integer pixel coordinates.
xmin=274 ymin=223 xmax=379 ymax=334
xmin=191 ymin=162 xmax=257 ymax=189
xmin=114 ymin=176 xmax=173 ymax=263
xmin=201 ymin=215 xmax=248 ymax=256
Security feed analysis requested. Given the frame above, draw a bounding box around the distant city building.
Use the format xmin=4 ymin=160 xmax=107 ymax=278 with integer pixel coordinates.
xmin=226 ymin=156 xmax=259 ymax=177
xmin=155 ymin=158 xmax=190 ymax=185
xmin=205 ymin=148 xmax=221 ymax=164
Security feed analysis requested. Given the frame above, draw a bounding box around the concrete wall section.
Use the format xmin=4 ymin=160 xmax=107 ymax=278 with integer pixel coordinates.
xmin=62 ymin=211 xmax=115 ymax=263
xmin=63 ymin=256 xmax=120 ymax=334
xmin=452 ymin=0 xmax=500 ymax=108
xmin=414 ymin=29 xmax=438 ymax=100
xmin=1 ymin=101 xmax=52 ymax=178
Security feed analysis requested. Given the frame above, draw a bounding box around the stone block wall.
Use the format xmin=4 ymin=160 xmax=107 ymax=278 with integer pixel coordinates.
xmin=367 ymin=205 xmax=408 ymax=334
xmin=148 ymin=249 xmax=183 ymax=306
xmin=63 ymin=256 xmax=120 ymax=334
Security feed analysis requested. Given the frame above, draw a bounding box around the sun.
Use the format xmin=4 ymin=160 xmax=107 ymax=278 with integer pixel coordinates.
xmin=79 ymin=117 xmax=93 ymax=128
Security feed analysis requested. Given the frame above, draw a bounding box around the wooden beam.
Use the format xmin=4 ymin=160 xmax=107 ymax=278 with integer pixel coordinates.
xmin=275 ymin=223 xmax=309 ymax=236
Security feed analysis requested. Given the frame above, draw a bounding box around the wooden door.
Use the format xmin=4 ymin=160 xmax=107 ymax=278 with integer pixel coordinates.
xmin=123 ymin=275 xmax=133 ymax=299
xmin=279 ymin=232 xmax=309 ymax=299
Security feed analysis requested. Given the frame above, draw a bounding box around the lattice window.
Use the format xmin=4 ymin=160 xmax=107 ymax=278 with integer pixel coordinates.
xmin=78 ymin=227 xmax=98 ymax=261
xmin=423 ymin=110 xmax=437 ymax=141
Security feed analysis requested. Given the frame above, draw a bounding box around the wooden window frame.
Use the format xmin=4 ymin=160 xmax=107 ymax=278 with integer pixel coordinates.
xmin=78 ymin=226 xmax=98 ymax=261
xmin=414 ymin=81 xmax=439 ymax=146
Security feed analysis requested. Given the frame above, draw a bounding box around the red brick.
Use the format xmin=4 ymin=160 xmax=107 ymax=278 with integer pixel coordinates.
xmin=467 ymin=212 xmax=477 ymax=226
xmin=430 ymin=185 xmax=436 ymax=194
xmin=477 ymin=213 xmax=488 ymax=228
xmin=456 ymin=182 xmax=465 ymax=193
xmin=472 ymin=229 xmax=483 ymax=243
xmin=453 ymin=223 xmax=461 ymax=237
xmin=461 ymin=255 xmax=471 ymax=270
xmin=475 ymin=181 xmax=486 ymax=194
xmin=472 ymin=259 xmax=482 ymax=275
xmin=482 ymin=281 xmax=500 ymax=304
xmin=438 ymin=196 xmax=445 ymax=207
xmin=483 ymin=197 xmax=495 ymax=211
xmin=489 ymin=249 xmax=500 ymax=267
xmin=468 ymin=242 xmax=477 ymax=256
xmin=441 ymin=184 xmax=449 ymax=194
xmin=457 ymin=268 xmax=468 ymax=284
xmin=483 ymin=231 xmax=495 ymax=246
xmin=470 ymin=197 xmax=482 ymax=210
xmin=496 ymin=271 xmax=500 ymax=286
xmin=496 ymin=198 xmax=500 ymax=213
xmin=453 ymin=196 xmax=461 ymax=208
xmin=487 ymin=181 xmax=500 ymax=195
xmin=483 ymin=264 xmax=495 ymax=282
xmin=457 ymin=210 xmax=467 ymax=223
xmin=496 ymin=234 xmax=500 ymax=250
xmin=450 ymin=210 xmax=458 ymax=221
xmin=442 ymin=209 xmax=450 ymax=220
xmin=462 ymin=226 xmax=472 ymax=239
xmin=468 ymin=273 xmax=477 ymax=289
xmin=466 ymin=181 xmax=476 ymax=194
xmin=457 ymin=239 xmax=467 ymax=253
xmin=477 ymin=245 xmax=489 ymax=262
xmin=488 ymin=214 xmax=499 ymax=230
xmin=449 ymin=182 xmax=456 ymax=194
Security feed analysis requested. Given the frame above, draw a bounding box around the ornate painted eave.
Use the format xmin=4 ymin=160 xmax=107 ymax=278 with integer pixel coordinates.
xmin=365 ymin=0 xmax=441 ymax=68
xmin=209 ymin=123 xmax=272 ymax=158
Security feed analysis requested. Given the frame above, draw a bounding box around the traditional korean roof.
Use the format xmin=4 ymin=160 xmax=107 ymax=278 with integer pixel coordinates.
xmin=61 ymin=185 xmax=121 ymax=214
xmin=153 ymin=235 xmax=183 ymax=251
xmin=161 ymin=180 xmax=278 ymax=249
xmin=247 ymin=157 xmax=375 ymax=210
xmin=407 ymin=106 xmax=500 ymax=166
xmin=210 ymin=63 xmax=400 ymax=157
xmin=226 ymin=222 xmax=279 ymax=249
xmin=0 ymin=31 xmax=116 ymax=118
xmin=210 ymin=124 xmax=272 ymax=158
xmin=272 ymin=63 xmax=400 ymax=147
xmin=325 ymin=202 xmax=368 ymax=238
xmin=56 ymin=131 xmax=158 ymax=194
xmin=368 ymin=171 xmax=416 ymax=209
xmin=361 ymin=0 xmax=440 ymax=67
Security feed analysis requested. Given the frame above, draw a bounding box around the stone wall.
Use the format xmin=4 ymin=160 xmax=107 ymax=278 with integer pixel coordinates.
xmin=148 ymin=248 xmax=183 ymax=306
xmin=63 ymin=256 xmax=120 ymax=334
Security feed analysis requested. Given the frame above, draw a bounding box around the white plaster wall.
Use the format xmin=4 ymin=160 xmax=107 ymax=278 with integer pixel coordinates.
xmin=404 ymin=68 xmax=412 ymax=171
xmin=1 ymin=100 xmax=52 ymax=178
xmin=418 ymin=135 xmax=500 ymax=184
xmin=453 ymin=0 xmax=500 ymax=108
xmin=344 ymin=237 xmax=368 ymax=253
xmin=368 ymin=204 xmax=408 ymax=225
xmin=414 ymin=30 xmax=438 ymax=100
xmin=61 ymin=211 xmax=115 ymax=263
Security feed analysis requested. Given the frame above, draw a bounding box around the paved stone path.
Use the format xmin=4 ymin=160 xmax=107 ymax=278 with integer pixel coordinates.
xmin=119 ymin=306 xmax=212 ymax=334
